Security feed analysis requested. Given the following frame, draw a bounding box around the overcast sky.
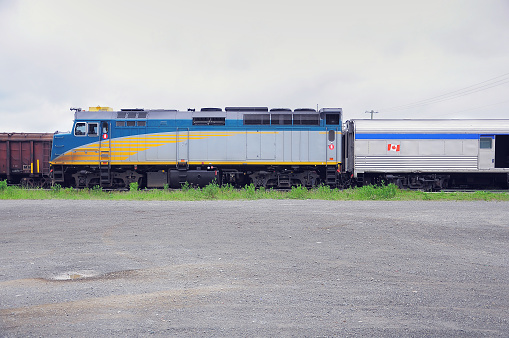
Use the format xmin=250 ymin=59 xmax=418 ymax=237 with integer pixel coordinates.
xmin=1 ymin=0 xmax=508 ymax=132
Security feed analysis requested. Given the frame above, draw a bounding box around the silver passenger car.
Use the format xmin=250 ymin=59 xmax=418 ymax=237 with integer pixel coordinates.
xmin=344 ymin=119 xmax=509 ymax=189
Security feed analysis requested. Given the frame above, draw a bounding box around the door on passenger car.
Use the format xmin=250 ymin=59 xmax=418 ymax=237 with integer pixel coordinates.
xmin=494 ymin=135 xmax=509 ymax=168
xmin=478 ymin=136 xmax=494 ymax=170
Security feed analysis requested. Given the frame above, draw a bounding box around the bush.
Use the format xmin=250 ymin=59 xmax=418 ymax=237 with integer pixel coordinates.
xmin=129 ymin=182 xmax=139 ymax=192
xmin=313 ymin=184 xmax=332 ymax=199
xmin=0 ymin=180 xmax=7 ymax=191
xmin=357 ymin=183 xmax=397 ymax=200
xmin=63 ymin=187 xmax=74 ymax=194
xmin=52 ymin=183 xmax=62 ymax=193
xmin=243 ymin=183 xmax=257 ymax=199
xmin=181 ymin=181 xmax=191 ymax=191
xmin=202 ymin=181 xmax=220 ymax=199
xmin=287 ymin=185 xmax=308 ymax=199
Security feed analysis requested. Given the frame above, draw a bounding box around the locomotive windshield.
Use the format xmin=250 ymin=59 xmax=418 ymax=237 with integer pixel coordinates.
xmin=74 ymin=122 xmax=86 ymax=136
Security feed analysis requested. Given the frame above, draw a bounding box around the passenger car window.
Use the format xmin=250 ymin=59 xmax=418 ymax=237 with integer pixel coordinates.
xmin=480 ymin=137 xmax=492 ymax=149
xmin=75 ymin=122 xmax=86 ymax=136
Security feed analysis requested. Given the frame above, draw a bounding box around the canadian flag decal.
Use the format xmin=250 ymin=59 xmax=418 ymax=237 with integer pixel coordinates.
xmin=388 ymin=143 xmax=400 ymax=152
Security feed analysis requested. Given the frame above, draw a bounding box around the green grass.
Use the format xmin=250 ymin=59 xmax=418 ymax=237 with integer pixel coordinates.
xmin=1 ymin=180 xmax=509 ymax=201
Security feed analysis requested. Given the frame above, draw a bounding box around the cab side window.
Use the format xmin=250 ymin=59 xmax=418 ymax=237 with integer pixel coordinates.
xmin=75 ymin=122 xmax=86 ymax=136
xmin=88 ymin=123 xmax=98 ymax=136
xmin=326 ymin=113 xmax=340 ymax=125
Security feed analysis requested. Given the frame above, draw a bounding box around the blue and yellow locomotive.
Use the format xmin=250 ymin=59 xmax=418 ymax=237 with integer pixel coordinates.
xmin=50 ymin=106 xmax=343 ymax=188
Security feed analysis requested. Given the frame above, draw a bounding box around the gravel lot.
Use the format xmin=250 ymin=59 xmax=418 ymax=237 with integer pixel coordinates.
xmin=0 ymin=200 xmax=508 ymax=337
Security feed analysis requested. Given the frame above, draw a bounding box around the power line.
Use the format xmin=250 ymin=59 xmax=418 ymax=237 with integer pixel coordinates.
xmin=449 ymin=99 xmax=509 ymax=114
xmin=385 ymin=78 xmax=509 ymax=112
xmin=381 ymin=72 xmax=509 ymax=112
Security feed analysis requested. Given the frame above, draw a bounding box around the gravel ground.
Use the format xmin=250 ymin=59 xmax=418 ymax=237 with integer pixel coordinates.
xmin=0 ymin=200 xmax=508 ymax=337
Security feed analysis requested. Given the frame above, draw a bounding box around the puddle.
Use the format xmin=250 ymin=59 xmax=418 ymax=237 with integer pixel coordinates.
xmin=47 ymin=269 xmax=140 ymax=281
xmin=50 ymin=270 xmax=98 ymax=281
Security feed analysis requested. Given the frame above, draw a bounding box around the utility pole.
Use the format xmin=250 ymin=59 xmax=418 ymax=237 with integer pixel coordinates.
xmin=365 ymin=110 xmax=378 ymax=119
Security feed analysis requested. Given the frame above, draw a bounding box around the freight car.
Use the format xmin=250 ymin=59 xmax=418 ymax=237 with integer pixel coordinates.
xmin=0 ymin=132 xmax=53 ymax=187
xmin=50 ymin=106 xmax=343 ymax=189
xmin=343 ymin=119 xmax=509 ymax=190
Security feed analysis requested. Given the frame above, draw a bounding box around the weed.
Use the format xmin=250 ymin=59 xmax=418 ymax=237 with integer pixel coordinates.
xmin=220 ymin=183 xmax=235 ymax=194
xmin=243 ymin=184 xmax=257 ymax=199
xmin=287 ymin=185 xmax=308 ymax=199
xmin=129 ymin=182 xmax=139 ymax=192
xmin=356 ymin=184 xmax=398 ymax=200
xmin=472 ymin=190 xmax=492 ymax=201
xmin=2 ymin=179 xmax=509 ymax=201
xmin=63 ymin=187 xmax=74 ymax=194
xmin=312 ymin=184 xmax=332 ymax=199
xmin=181 ymin=181 xmax=191 ymax=191
xmin=202 ymin=181 xmax=220 ymax=199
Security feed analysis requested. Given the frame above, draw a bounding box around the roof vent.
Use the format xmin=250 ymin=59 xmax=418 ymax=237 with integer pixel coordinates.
xmin=294 ymin=108 xmax=317 ymax=113
xmin=200 ymin=108 xmax=222 ymax=112
xmin=225 ymin=107 xmax=269 ymax=112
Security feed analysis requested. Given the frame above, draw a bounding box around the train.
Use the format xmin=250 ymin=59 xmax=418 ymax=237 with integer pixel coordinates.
xmin=344 ymin=119 xmax=509 ymax=190
xmin=50 ymin=106 xmax=342 ymax=189
xmin=0 ymin=132 xmax=53 ymax=187
xmin=2 ymin=106 xmax=509 ymax=191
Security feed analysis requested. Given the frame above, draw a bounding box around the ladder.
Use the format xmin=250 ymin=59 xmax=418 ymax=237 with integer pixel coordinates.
xmin=42 ymin=141 xmax=51 ymax=175
xmin=325 ymin=165 xmax=337 ymax=187
xmin=52 ymin=165 xmax=65 ymax=183
xmin=277 ymin=173 xmax=291 ymax=188
xmin=99 ymin=149 xmax=111 ymax=186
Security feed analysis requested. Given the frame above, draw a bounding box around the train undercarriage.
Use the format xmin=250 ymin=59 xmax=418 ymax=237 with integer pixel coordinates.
xmin=52 ymin=165 xmax=340 ymax=190
xmin=355 ymin=172 xmax=509 ymax=191
xmin=52 ymin=164 xmax=509 ymax=191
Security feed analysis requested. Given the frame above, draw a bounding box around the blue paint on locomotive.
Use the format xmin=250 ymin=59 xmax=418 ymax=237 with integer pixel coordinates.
xmin=51 ymin=115 xmax=339 ymax=161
